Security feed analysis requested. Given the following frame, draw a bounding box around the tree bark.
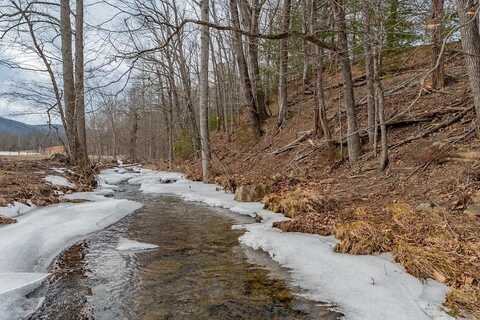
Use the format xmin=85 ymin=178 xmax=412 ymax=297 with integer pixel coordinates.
xmin=362 ymin=0 xmax=376 ymax=145
xmin=229 ymin=0 xmax=262 ymax=137
xmin=431 ymin=0 xmax=445 ymax=89
xmin=373 ymin=44 xmax=388 ymax=170
xmin=60 ymin=0 xmax=77 ymax=162
xmin=75 ymin=0 xmax=88 ymax=169
xmin=332 ymin=0 xmax=361 ymax=162
xmin=248 ymin=0 xmax=269 ymax=120
xmin=457 ymin=0 xmax=480 ymax=135
xmin=277 ymin=0 xmax=291 ymax=128
xmin=313 ymin=5 xmax=332 ymax=143
xmin=199 ymin=0 xmax=211 ymax=181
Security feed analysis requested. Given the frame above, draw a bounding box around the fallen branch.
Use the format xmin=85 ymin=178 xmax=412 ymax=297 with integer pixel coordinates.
xmin=271 ymin=130 xmax=313 ymax=155
xmin=391 ymin=106 xmax=474 ymax=150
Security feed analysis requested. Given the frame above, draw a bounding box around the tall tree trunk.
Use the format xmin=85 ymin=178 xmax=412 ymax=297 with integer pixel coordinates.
xmin=129 ymin=104 xmax=138 ymax=162
xmin=457 ymin=0 xmax=480 ymax=135
xmin=199 ymin=0 xmax=210 ymax=181
xmin=332 ymin=0 xmax=361 ymax=162
xmin=363 ymin=0 xmax=376 ymax=145
xmin=277 ymin=0 xmax=291 ymax=128
xmin=302 ymin=0 xmax=311 ymax=93
xmin=373 ymin=44 xmax=388 ymax=170
xmin=248 ymin=0 xmax=269 ymax=120
xmin=313 ymin=5 xmax=331 ymax=142
xmin=431 ymin=0 xmax=445 ymax=89
xmin=60 ymin=0 xmax=77 ymax=162
xmin=315 ymin=46 xmax=332 ymax=143
xmin=75 ymin=0 xmax=88 ymax=168
xmin=229 ymin=0 xmax=262 ymax=137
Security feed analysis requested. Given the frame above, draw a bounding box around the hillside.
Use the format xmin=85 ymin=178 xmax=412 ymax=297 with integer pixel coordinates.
xmin=0 ymin=116 xmax=64 ymax=136
xmin=0 ymin=116 xmax=39 ymax=136
xmin=164 ymin=44 xmax=480 ymax=318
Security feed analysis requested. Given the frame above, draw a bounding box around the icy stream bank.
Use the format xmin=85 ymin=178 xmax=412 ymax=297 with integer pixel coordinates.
xmin=119 ymin=167 xmax=453 ymax=320
xmin=0 ymin=172 xmax=142 ymax=319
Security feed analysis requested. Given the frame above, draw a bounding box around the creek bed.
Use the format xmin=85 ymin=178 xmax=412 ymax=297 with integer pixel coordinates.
xmin=28 ymin=185 xmax=340 ymax=320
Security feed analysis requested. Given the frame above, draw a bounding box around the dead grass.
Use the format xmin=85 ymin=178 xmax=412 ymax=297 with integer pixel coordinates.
xmin=263 ymin=188 xmax=338 ymax=218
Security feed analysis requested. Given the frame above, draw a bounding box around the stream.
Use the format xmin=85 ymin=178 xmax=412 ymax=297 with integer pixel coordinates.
xmin=28 ymin=184 xmax=340 ymax=320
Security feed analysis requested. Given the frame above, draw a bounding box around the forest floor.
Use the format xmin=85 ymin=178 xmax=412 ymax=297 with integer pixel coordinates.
xmin=0 ymin=155 xmax=95 ymax=224
xmin=153 ymin=43 xmax=480 ymax=318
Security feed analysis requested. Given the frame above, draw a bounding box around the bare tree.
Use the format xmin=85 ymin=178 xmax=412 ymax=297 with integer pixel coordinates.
xmin=332 ymin=0 xmax=361 ymax=162
xmin=60 ymin=0 xmax=77 ymax=160
xmin=199 ymin=0 xmax=210 ymax=180
xmin=276 ymin=0 xmax=291 ymax=128
xmin=75 ymin=0 xmax=88 ymax=168
xmin=229 ymin=0 xmax=262 ymax=137
xmin=431 ymin=0 xmax=445 ymax=89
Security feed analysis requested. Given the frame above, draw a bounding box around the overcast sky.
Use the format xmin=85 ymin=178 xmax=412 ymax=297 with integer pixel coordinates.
xmin=0 ymin=1 xmax=122 ymax=125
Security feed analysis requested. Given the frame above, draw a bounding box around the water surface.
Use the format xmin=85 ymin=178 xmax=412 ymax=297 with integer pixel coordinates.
xmin=29 ymin=186 xmax=340 ymax=320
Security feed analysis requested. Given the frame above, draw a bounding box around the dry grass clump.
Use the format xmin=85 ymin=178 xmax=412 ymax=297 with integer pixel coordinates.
xmin=273 ymin=212 xmax=336 ymax=236
xmin=318 ymin=203 xmax=480 ymax=317
xmin=392 ymin=241 xmax=458 ymax=283
xmin=445 ymin=285 xmax=480 ymax=319
xmin=386 ymin=203 xmax=480 ymax=318
xmin=335 ymin=221 xmax=393 ymax=255
xmin=264 ymin=188 xmax=337 ymax=218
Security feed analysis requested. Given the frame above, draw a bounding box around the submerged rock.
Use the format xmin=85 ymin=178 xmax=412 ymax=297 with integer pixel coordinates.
xmin=234 ymin=184 xmax=270 ymax=202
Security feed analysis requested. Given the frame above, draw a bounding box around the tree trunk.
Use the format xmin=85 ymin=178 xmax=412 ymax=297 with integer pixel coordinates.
xmin=199 ymin=0 xmax=211 ymax=181
xmin=229 ymin=0 xmax=262 ymax=137
xmin=313 ymin=5 xmax=332 ymax=142
xmin=75 ymin=0 xmax=88 ymax=169
xmin=363 ymin=0 xmax=376 ymax=145
xmin=60 ymin=0 xmax=77 ymax=162
xmin=302 ymin=0 xmax=311 ymax=93
xmin=332 ymin=0 xmax=361 ymax=162
xmin=248 ymin=0 xmax=269 ymax=120
xmin=373 ymin=44 xmax=388 ymax=170
xmin=129 ymin=104 xmax=138 ymax=162
xmin=457 ymin=0 xmax=480 ymax=135
xmin=431 ymin=0 xmax=445 ymax=89
xmin=277 ymin=0 xmax=291 ymax=128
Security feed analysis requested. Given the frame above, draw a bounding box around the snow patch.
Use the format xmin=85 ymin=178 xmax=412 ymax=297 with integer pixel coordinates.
xmin=116 ymin=238 xmax=159 ymax=251
xmin=0 ymin=151 xmax=40 ymax=156
xmin=50 ymin=167 xmax=66 ymax=174
xmin=98 ymin=168 xmax=140 ymax=185
xmin=44 ymin=175 xmax=75 ymax=188
xmin=63 ymin=190 xmax=114 ymax=202
xmin=0 ymin=184 xmax=142 ymax=318
xmin=0 ymin=202 xmax=36 ymax=218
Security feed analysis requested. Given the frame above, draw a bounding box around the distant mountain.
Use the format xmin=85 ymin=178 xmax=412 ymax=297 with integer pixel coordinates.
xmin=0 ymin=117 xmax=64 ymax=137
xmin=33 ymin=124 xmax=65 ymax=135
xmin=0 ymin=117 xmax=38 ymax=136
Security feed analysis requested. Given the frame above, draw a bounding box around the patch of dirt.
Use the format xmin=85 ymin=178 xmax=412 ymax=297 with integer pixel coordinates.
xmin=0 ymin=156 xmax=97 ymax=224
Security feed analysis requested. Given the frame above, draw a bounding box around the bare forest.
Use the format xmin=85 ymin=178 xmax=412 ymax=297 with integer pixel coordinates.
xmin=1 ymin=0 xmax=480 ymax=319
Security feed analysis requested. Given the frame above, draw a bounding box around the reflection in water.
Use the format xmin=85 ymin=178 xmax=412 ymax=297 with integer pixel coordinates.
xmin=29 ymin=187 xmax=340 ymax=320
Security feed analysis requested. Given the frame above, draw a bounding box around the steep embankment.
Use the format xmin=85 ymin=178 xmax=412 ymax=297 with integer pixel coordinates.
xmin=158 ymin=44 xmax=479 ymax=318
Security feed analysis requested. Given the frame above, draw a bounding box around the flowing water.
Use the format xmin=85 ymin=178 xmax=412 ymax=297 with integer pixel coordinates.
xmin=28 ymin=185 xmax=340 ymax=320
